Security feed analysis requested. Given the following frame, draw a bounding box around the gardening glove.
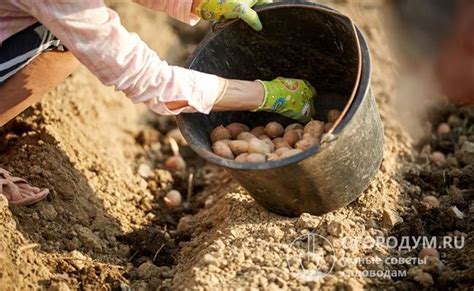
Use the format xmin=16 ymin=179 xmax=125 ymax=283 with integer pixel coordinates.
xmin=195 ymin=0 xmax=272 ymax=31
xmin=255 ymin=77 xmax=317 ymax=122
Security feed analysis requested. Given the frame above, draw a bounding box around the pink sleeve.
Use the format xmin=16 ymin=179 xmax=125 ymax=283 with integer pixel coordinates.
xmin=21 ymin=0 xmax=224 ymax=115
xmin=133 ymin=0 xmax=200 ymax=25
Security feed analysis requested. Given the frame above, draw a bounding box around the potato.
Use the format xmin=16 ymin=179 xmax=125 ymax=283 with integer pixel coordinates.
xmin=324 ymin=122 xmax=334 ymax=133
xmin=262 ymin=139 xmax=275 ymax=152
xmin=304 ymin=120 xmax=324 ymax=137
xmin=258 ymin=134 xmax=271 ymax=141
xmin=237 ymin=132 xmax=257 ymax=142
xmin=279 ymin=149 xmax=303 ymax=159
xmin=295 ymin=137 xmax=318 ymax=151
xmin=211 ymin=125 xmax=231 ymax=143
xmin=164 ymin=155 xmax=186 ymax=171
xmin=212 ymin=141 xmax=234 ymax=159
xmin=267 ymin=152 xmax=280 ymax=161
xmin=275 ymin=147 xmax=290 ymax=156
xmin=273 ymin=137 xmax=291 ymax=149
xmin=283 ymin=129 xmax=303 ymax=147
xmin=248 ymin=138 xmax=272 ymax=155
xmin=229 ymin=140 xmax=249 ymax=155
xmin=246 ymin=153 xmax=266 ymax=163
xmin=226 ymin=123 xmax=249 ymax=139
xmin=285 ymin=123 xmax=304 ymax=133
xmin=219 ymin=139 xmax=232 ymax=145
xmin=235 ymin=153 xmax=249 ymax=163
xmin=250 ymin=126 xmax=266 ymax=137
xmin=327 ymin=109 xmax=342 ymax=123
xmin=264 ymin=122 xmax=284 ymax=138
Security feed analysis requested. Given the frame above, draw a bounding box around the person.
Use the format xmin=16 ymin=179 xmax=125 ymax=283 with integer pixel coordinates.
xmin=0 ymin=0 xmax=316 ymax=205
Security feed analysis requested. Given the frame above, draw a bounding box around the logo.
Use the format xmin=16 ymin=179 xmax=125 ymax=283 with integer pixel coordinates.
xmin=286 ymin=233 xmax=335 ymax=282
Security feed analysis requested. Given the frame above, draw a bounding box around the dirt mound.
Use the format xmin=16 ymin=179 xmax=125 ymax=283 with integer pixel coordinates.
xmin=0 ymin=0 xmax=472 ymax=290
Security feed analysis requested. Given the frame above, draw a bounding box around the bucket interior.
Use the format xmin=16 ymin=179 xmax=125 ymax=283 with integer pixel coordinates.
xmin=178 ymin=4 xmax=362 ymax=164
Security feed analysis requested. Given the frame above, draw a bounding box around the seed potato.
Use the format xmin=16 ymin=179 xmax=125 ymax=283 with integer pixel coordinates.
xmin=283 ymin=129 xmax=303 ymax=147
xmin=264 ymin=122 xmax=284 ymax=138
xmin=248 ymin=138 xmax=272 ymax=155
xmin=304 ymin=120 xmax=324 ymax=137
xmin=210 ymin=125 xmax=231 ymax=143
xmin=246 ymin=153 xmax=266 ymax=163
xmin=212 ymin=141 xmax=234 ymax=159
xmin=226 ymin=123 xmax=249 ymax=139
xmin=237 ymin=132 xmax=256 ymax=142
xmin=285 ymin=123 xmax=304 ymax=133
xmin=250 ymin=126 xmax=266 ymax=137
xmin=229 ymin=140 xmax=249 ymax=155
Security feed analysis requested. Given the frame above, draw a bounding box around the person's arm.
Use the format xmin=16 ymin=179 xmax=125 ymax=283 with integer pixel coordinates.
xmin=133 ymin=0 xmax=200 ymax=25
xmin=17 ymin=0 xmax=226 ymax=114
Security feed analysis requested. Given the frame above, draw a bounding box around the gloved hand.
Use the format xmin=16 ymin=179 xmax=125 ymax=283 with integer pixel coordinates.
xmin=255 ymin=77 xmax=317 ymax=122
xmin=195 ymin=0 xmax=272 ymax=31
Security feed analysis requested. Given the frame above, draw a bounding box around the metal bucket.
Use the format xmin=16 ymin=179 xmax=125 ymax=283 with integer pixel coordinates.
xmin=177 ymin=2 xmax=384 ymax=216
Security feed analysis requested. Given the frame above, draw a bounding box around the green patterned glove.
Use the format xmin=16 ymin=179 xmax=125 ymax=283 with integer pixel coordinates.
xmin=196 ymin=0 xmax=272 ymax=31
xmin=255 ymin=77 xmax=317 ymax=122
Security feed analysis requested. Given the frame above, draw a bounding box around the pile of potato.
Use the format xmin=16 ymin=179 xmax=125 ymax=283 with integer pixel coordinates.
xmin=210 ymin=110 xmax=341 ymax=163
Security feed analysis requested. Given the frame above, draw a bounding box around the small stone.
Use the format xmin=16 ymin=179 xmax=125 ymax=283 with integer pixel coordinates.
xmin=202 ymin=253 xmax=219 ymax=266
xmin=422 ymin=195 xmax=440 ymax=208
xmin=177 ymin=215 xmax=194 ymax=232
xmin=382 ymin=209 xmax=403 ymax=229
xmin=119 ymin=283 xmax=132 ymax=291
xmin=135 ymin=129 xmax=160 ymax=146
xmin=48 ymin=282 xmax=70 ymax=291
xmin=295 ymin=213 xmax=320 ymax=229
xmin=456 ymin=141 xmax=474 ymax=165
xmin=450 ymin=206 xmax=464 ymax=219
xmin=419 ymin=248 xmax=440 ymax=260
xmin=75 ymin=225 xmax=103 ymax=252
xmin=408 ymin=267 xmax=434 ymax=287
xmin=436 ymin=123 xmax=451 ymax=136
xmin=447 ymin=115 xmax=463 ymax=128
xmin=137 ymin=261 xmax=161 ymax=280
xmin=137 ymin=164 xmax=153 ymax=179
xmin=346 ymin=278 xmax=364 ymax=291
xmin=430 ymin=151 xmax=446 ymax=167
xmin=448 ymin=185 xmax=465 ymax=205
xmin=263 ymin=225 xmax=284 ymax=241
xmin=69 ymin=250 xmax=87 ymax=270
xmin=39 ymin=204 xmax=58 ymax=221
xmin=204 ymin=195 xmax=214 ymax=208
xmin=327 ymin=221 xmax=343 ymax=237
xmin=458 ymin=135 xmax=468 ymax=147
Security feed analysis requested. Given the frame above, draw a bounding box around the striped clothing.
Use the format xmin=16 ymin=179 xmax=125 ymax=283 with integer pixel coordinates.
xmin=0 ymin=0 xmax=225 ymax=115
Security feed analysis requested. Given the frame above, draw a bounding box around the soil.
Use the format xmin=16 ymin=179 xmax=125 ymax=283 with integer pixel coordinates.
xmin=0 ymin=0 xmax=472 ymax=290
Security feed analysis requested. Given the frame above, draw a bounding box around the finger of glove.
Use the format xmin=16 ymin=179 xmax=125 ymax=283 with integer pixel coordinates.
xmin=239 ymin=8 xmax=263 ymax=31
xmin=254 ymin=0 xmax=273 ymax=6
